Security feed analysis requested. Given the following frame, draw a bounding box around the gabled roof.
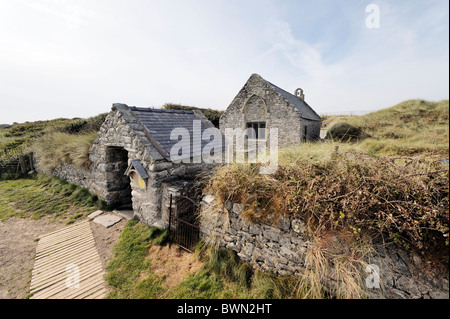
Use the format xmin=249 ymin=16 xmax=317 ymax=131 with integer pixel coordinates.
xmin=251 ymin=74 xmax=321 ymax=121
xmin=127 ymin=106 xmax=218 ymax=161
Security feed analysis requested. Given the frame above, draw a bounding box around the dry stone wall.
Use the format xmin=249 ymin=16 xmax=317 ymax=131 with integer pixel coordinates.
xmin=33 ymin=160 xmax=90 ymax=190
xmin=200 ymin=196 xmax=310 ymax=276
xmin=199 ymin=195 xmax=449 ymax=299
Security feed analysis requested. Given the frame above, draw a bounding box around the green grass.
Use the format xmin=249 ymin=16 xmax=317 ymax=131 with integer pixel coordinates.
xmin=0 ymin=174 xmax=105 ymax=221
xmin=106 ymin=220 xmax=306 ymax=299
xmin=105 ymin=220 xmax=168 ymax=299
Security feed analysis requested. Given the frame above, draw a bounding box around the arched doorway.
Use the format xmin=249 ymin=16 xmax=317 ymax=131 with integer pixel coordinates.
xmin=105 ymin=146 xmax=132 ymax=209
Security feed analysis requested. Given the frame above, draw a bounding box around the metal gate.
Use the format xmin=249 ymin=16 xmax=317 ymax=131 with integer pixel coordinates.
xmin=168 ymin=194 xmax=199 ymax=253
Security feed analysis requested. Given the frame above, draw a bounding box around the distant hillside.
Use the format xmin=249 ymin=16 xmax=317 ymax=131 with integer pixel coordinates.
xmin=323 ymin=99 xmax=449 ymax=155
xmin=162 ymin=103 xmax=224 ymax=128
xmin=0 ymin=113 xmax=107 ymax=161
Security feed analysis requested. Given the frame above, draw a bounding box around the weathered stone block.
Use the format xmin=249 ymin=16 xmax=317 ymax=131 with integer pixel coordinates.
xmin=281 ymin=220 xmax=292 ymax=233
xmin=203 ymin=195 xmax=216 ymax=205
xmin=248 ymin=224 xmax=261 ymax=235
xmin=263 ymin=226 xmax=280 ymax=242
xmin=232 ymin=203 xmax=243 ymax=214
xmin=171 ymin=166 xmax=186 ymax=176
xmin=291 ymin=219 xmax=305 ymax=234
xmin=149 ymin=161 xmax=173 ymax=172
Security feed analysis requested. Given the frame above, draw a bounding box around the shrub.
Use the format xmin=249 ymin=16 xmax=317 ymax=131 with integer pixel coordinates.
xmin=326 ymin=122 xmax=365 ymax=142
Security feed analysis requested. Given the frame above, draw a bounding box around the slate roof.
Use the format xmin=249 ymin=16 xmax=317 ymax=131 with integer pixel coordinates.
xmin=128 ymin=107 xmax=221 ymax=161
xmin=266 ymin=80 xmax=322 ymax=121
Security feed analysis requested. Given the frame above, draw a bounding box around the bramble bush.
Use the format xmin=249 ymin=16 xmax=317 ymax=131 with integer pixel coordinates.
xmin=206 ymin=151 xmax=449 ymax=258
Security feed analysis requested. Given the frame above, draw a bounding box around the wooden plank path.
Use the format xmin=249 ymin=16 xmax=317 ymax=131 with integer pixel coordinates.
xmin=29 ymin=220 xmax=108 ymax=299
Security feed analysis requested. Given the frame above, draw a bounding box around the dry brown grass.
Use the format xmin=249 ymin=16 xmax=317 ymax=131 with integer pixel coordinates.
xmin=295 ymin=228 xmax=376 ymax=299
xmin=206 ymin=150 xmax=449 ymax=256
xmin=146 ymin=244 xmax=203 ymax=290
xmin=31 ymin=132 xmax=97 ymax=174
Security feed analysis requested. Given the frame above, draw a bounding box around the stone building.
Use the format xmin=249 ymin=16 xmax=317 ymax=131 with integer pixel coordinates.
xmin=220 ymin=74 xmax=322 ymax=147
xmin=88 ymin=103 xmax=216 ymax=227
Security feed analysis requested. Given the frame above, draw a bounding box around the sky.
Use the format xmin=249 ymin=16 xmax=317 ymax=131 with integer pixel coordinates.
xmin=0 ymin=0 xmax=448 ymax=124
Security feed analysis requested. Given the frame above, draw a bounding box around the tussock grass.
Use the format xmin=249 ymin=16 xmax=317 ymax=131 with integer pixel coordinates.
xmin=0 ymin=113 xmax=106 ymax=164
xmin=31 ymin=132 xmax=97 ymax=174
xmin=167 ymin=242 xmax=299 ymax=299
xmin=296 ymin=229 xmax=376 ymax=299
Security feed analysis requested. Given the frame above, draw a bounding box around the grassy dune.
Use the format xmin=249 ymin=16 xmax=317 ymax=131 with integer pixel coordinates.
xmin=323 ymin=99 xmax=449 ymax=155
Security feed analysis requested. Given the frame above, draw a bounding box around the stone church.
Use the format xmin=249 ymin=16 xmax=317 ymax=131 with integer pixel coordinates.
xmin=220 ymin=74 xmax=322 ymax=147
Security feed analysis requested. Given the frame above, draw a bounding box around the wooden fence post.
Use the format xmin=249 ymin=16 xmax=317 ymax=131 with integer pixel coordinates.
xmin=168 ymin=194 xmax=173 ymax=237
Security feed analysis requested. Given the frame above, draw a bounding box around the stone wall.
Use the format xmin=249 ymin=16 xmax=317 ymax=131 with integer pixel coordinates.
xmin=51 ymin=164 xmax=90 ymax=189
xmin=301 ymin=118 xmax=322 ymax=142
xmin=33 ymin=155 xmax=90 ymax=190
xmin=199 ymin=196 xmax=310 ymax=276
xmin=199 ymin=195 xmax=449 ymax=299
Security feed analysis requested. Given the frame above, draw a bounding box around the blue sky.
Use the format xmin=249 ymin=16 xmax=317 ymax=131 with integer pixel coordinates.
xmin=0 ymin=0 xmax=448 ymax=124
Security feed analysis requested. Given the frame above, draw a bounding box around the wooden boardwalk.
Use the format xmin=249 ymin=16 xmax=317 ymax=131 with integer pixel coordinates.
xmin=30 ymin=220 xmax=108 ymax=299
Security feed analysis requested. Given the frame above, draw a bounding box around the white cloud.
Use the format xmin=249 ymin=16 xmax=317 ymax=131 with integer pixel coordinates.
xmin=19 ymin=0 xmax=97 ymax=28
xmin=0 ymin=0 xmax=447 ymax=123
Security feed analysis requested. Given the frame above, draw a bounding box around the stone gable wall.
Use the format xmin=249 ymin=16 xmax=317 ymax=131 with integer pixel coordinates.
xmin=220 ymin=74 xmax=321 ymax=147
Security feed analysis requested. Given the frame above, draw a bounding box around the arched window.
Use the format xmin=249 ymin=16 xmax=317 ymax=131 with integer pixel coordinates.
xmin=244 ymin=95 xmax=267 ymax=140
xmin=244 ymin=95 xmax=267 ymax=123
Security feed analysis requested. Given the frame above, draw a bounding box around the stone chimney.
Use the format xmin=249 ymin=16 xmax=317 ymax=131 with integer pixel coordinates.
xmin=294 ymin=88 xmax=305 ymax=101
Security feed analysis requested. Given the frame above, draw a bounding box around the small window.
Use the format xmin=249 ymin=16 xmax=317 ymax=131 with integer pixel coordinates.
xmin=246 ymin=122 xmax=266 ymax=140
